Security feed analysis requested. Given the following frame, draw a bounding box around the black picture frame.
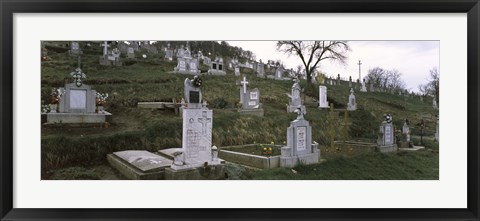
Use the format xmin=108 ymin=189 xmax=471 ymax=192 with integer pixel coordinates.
xmin=1 ymin=0 xmax=479 ymax=220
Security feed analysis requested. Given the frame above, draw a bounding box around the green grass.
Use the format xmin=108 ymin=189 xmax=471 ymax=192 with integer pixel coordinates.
xmin=41 ymin=41 xmax=439 ymax=179
xmin=249 ymin=150 xmax=439 ymax=180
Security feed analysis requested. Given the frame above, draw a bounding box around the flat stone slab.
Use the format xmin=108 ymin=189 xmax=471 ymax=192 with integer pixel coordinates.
xmin=43 ymin=111 xmax=111 ymax=124
xmin=399 ymin=146 xmax=425 ymax=151
xmin=113 ymin=150 xmax=172 ymax=172
xmin=157 ymin=148 xmax=182 ymax=160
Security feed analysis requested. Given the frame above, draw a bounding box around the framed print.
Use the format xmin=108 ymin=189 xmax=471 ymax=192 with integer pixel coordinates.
xmin=1 ymin=0 xmax=479 ymax=220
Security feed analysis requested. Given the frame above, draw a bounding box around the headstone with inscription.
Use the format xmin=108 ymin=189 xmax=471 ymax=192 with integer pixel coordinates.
xmin=208 ymin=58 xmax=226 ymax=75
xmin=377 ymin=114 xmax=398 ymax=152
xmin=256 ymin=61 xmax=265 ymax=77
xmin=280 ymin=108 xmax=320 ymax=168
xmin=43 ymin=66 xmax=111 ymax=124
xmin=275 ymin=67 xmax=284 ymax=80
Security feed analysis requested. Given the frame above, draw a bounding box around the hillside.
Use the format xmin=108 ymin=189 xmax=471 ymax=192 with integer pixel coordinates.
xmin=40 ymin=41 xmax=439 ymax=180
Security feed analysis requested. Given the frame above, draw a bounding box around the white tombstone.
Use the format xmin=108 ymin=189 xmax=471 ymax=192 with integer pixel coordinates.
xmin=318 ymin=86 xmax=329 ymax=108
xmin=360 ymin=79 xmax=367 ymax=92
xmin=433 ymin=96 xmax=438 ymax=109
xmin=377 ymin=114 xmax=398 ymax=152
xmin=280 ymin=109 xmax=319 ymax=168
xmin=347 ymin=88 xmax=356 ymax=111
xmin=234 ymin=67 xmax=240 ymax=76
xmin=287 ymin=79 xmax=306 ymax=114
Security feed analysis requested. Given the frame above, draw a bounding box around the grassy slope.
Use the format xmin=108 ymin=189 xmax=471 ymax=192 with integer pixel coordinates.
xmin=41 ymin=42 xmax=439 ymax=179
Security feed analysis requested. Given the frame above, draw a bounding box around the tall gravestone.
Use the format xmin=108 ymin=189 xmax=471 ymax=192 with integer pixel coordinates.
xmin=238 ymin=76 xmax=264 ymax=116
xmin=280 ymin=109 xmax=320 ymax=168
xmin=435 ymin=116 xmax=439 ymax=142
xmin=127 ymin=47 xmax=135 ymax=59
xmin=400 ymin=119 xmax=413 ymax=148
xmin=166 ymin=76 xmax=223 ymax=178
xmin=377 ymin=114 xmax=398 ymax=152
xmin=347 ymin=88 xmax=357 ymax=111
xmin=256 ymin=61 xmax=265 ymax=77
xmin=234 ymin=67 xmax=240 ymax=76
xmin=287 ymin=78 xmax=306 ymax=114
xmin=433 ymin=96 xmax=438 ymax=109
xmin=318 ymin=85 xmax=329 ymax=108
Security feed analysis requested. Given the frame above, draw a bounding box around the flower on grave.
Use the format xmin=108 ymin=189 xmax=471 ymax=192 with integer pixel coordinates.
xmin=50 ymin=88 xmax=64 ymax=104
xmin=41 ymin=104 xmax=50 ymax=113
xmin=283 ymin=141 xmax=286 ymax=145
xmin=271 ymin=141 xmax=274 ymax=145
xmin=96 ymin=92 xmax=109 ymax=106
xmin=192 ymin=75 xmax=202 ymax=88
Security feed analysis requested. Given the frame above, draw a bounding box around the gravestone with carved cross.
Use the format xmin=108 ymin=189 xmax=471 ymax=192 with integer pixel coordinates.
xmin=280 ymin=108 xmax=320 ymax=168
xmin=170 ymin=76 xmax=219 ymax=170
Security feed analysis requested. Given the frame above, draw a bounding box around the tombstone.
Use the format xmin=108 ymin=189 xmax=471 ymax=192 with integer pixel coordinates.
xmin=369 ymin=82 xmax=375 ymax=92
xmin=376 ymin=114 xmax=398 ymax=152
xmin=43 ymin=67 xmax=111 ymax=124
xmin=280 ymin=108 xmax=320 ymax=168
xmin=164 ymin=48 xmax=173 ymax=61
xmin=256 ymin=61 xmax=265 ymax=77
xmin=117 ymin=41 xmax=128 ymax=53
xmin=400 ymin=119 xmax=414 ymax=148
xmin=68 ymin=41 xmax=82 ymax=56
xmin=286 ymin=78 xmax=306 ymax=114
xmin=234 ymin=67 xmax=240 ymax=76
xmin=238 ymin=76 xmax=264 ymax=116
xmin=203 ymin=56 xmax=212 ymax=65
xmin=360 ymin=79 xmax=367 ymax=92
xmin=318 ymin=85 xmax=329 ymax=109
xmin=435 ymin=116 xmax=439 ymax=142
xmin=165 ymin=76 xmax=224 ymax=179
xmin=129 ymin=41 xmax=139 ymax=51
xmin=347 ymin=88 xmax=356 ymax=111
xmin=127 ymin=47 xmax=135 ymax=59
xmin=174 ymin=57 xmax=200 ymax=75
xmin=103 ymin=48 xmax=121 ymax=65
xmin=275 ymin=67 xmax=284 ymax=80
xmin=208 ymin=58 xmax=226 ymax=75
xmin=176 ymin=45 xmax=186 ymax=58
xmin=433 ymin=96 xmax=438 ymax=109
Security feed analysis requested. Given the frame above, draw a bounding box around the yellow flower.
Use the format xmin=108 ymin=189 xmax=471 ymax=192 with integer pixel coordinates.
xmin=283 ymin=141 xmax=286 ymax=144
xmin=271 ymin=141 xmax=274 ymax=144
xmin=263 ymin=147 xmax=267 ymax=151
xmin=269 ymin=147 xmax=272 ymax=151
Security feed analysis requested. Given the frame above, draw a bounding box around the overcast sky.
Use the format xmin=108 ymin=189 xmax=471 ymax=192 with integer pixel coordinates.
xmin=227 ymin=41 xmax=439 ymax=92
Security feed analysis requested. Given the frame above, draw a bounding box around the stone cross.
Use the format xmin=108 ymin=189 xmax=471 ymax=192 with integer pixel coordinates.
xmin=197 ymin=110 xmax=212 ymax=135
xmin=240 ymin=76 xmax=249 ymax=94
xmin=101 ymin=41 xmax=110 ymax=56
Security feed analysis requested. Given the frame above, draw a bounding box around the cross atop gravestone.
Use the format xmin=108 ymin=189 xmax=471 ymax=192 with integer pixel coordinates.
xmin=240 ymin=76 xmax=249 ymax=94
xmin=70 ymin=66 xmax=86 ymax=87
xmin=101 ymin=41 xmax=110 ymax=56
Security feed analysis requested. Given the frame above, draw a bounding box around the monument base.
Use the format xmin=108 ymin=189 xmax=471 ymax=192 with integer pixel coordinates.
xmin=165 ymin=163 xmax=226 ymax=180
xmin=376 ymin=144 xmax=398 ymax=153
xmin=318 ymin=104 xmax=329 ymax=109
xmin=107 ymin=150 xmax=172 ymax=180
xmin=238 ymin=108 xmax=265 ymax=117
xmin=43 ymin=111 xmax=112 ymax=124
xmin=287 ymin=105 xmax=306 ymax=114
xmin=280 ymin=150 xmax=320 ymax=168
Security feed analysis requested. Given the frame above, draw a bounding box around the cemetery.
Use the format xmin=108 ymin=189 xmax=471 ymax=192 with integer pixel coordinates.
xmin=41 ymin=41 xmax=439 ymax=180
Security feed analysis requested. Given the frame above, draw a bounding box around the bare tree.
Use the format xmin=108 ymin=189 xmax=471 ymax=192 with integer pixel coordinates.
xmin=276 ymin=41 xmax=350 ymax=84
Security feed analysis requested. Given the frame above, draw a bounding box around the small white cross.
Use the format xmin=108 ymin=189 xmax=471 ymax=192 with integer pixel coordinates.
xmin=240 ymin=76 xmax=249 ymax=94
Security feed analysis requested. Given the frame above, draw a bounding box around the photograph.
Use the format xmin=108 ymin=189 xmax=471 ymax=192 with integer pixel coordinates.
xmin=40 ymin=40 xmax=440 ymax=180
